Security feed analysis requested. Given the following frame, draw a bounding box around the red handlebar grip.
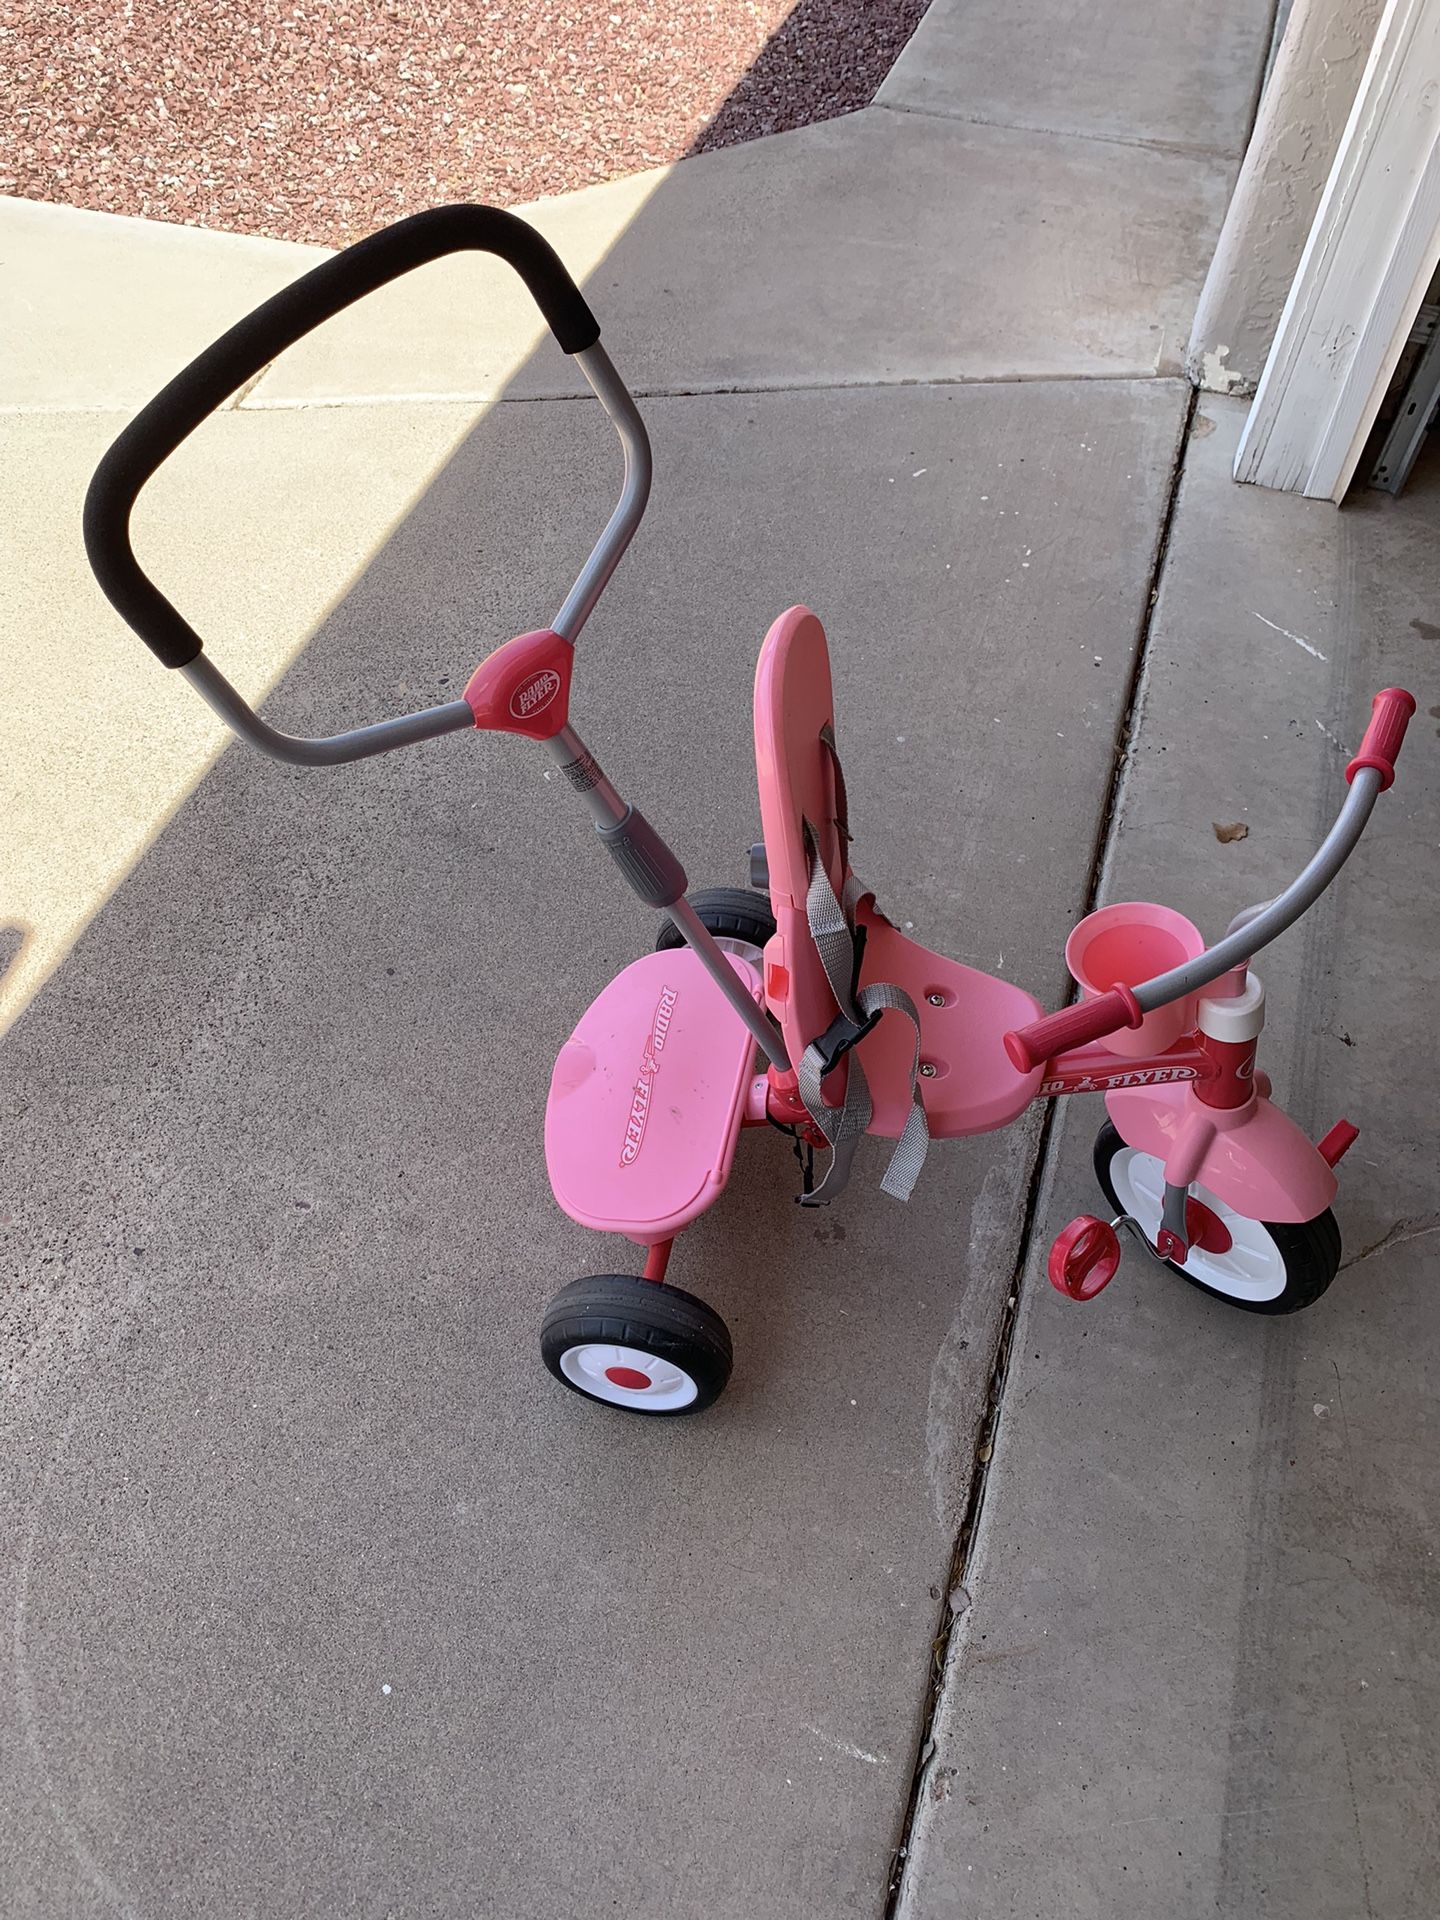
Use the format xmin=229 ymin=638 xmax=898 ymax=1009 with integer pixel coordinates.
xmin=1003 ymin=985 xmax=1144 ymax=1074
xmin=1346 ymin=687 xmax=1416 ymax=792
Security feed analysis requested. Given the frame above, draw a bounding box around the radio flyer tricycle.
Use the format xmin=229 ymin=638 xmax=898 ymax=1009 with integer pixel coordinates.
xmin=84 ymin=206 xmax=1417 ymax=1417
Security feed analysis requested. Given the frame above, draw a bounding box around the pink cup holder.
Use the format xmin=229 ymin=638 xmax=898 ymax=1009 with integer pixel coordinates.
xmin=1065 ymin=901 xmax=1204 ymax=1057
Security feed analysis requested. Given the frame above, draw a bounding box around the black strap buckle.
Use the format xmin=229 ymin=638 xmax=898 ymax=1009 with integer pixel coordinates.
xmin=812 ymin=1003 xmax=882 ymax=1077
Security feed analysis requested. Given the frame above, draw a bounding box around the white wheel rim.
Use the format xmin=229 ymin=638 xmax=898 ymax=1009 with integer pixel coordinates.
xmin=559 ymin=1341 xmax=699 ymax=1411
xmin=713 ymin=935 xmax=765 ymax=963
xmin=1108 ymin=1147 xmax=1288 ymax=1303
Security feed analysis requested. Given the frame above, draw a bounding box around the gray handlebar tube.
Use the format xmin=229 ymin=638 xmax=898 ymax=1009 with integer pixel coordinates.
xmin=174 ymin=343 xmax=649 ymax=768
xmin=553 ymin=345 xmax=652 ymax=644
xmin=87 ymin=211 xmax=649 ymax=768
xmin=83 ymin=205 xmax=601 ymax=674
xmin=1133 ymin=766 xmax=1384 ymax=1011
xmin=181 ymin=656 xmax=475 ymax=767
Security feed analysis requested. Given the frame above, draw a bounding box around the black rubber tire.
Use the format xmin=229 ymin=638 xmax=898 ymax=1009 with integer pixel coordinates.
xmin=655 ymin=887 xmax=776 ymax=954
xmin=541 ymin=1273 xmax=733 ymax=1416
xmin=1092 ymin=1119 xmax=1340 ymax=1315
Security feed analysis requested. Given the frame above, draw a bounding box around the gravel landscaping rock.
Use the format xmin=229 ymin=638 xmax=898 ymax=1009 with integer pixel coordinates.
xmin=3 ymin=0 xmax=930 ymax=245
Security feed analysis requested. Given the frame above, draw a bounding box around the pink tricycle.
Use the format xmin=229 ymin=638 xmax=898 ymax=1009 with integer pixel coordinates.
xmin=85 ymin=206 xmax=1417 ymax=1417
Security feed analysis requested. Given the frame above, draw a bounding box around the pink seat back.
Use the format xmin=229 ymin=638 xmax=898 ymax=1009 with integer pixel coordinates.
xmin=753 ymin=606 xmax=848 ymax=1067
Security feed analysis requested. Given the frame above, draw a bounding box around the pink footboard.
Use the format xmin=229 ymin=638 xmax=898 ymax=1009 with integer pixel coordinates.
xmin=545 ymin=948 xmax=763 ymax=1243
xmin=853 ymin=903 xmax=1045 ymax=1137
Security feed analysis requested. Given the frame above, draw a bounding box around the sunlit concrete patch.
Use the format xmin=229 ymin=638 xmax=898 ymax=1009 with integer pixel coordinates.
xmin=2 ymin=170 xmax=666 ymax=1037
xmin=878 ymin=0 xmax=1275 ymax=157
xmin=0 ymin=196 xmax=328 ymax=413
xmin=1 ymin=402 xmax=488 ymax=1035
xmin=0 ymin=179 xmax=664 ymax=420
xmin=241 ymin=168 xmax=667 ymax=409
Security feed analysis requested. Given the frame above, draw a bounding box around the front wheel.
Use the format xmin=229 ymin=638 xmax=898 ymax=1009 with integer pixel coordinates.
xmin=541 ymin=1273 xmax=733 ymax=1415
xmin=1092 ymin=1120 xmax=1340 ymax=1315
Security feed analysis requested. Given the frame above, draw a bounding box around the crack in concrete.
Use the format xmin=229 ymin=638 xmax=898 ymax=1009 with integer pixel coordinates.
xmin=1338 ymin=1214 xmax=1440 ymax=1271
xmin=883 ymin=385 xmax=1199 ymax=1918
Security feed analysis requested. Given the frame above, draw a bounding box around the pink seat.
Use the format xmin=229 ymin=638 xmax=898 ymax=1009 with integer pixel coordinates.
xmin=754 ymin=606 xmax=1043 ymax=1142
xmin=853 ymin=903 xmax=1043 ymax=1138
xmin=545 ymin=948 xmax=762 ymax=1244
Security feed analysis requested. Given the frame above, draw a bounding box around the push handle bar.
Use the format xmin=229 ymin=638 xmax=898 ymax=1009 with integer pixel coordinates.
xmin=1346 ymin=687 xmax=1415 ymax=792
xmin=1005 ymin=683 xmax=1417 ymax=1075
xmin=84 ymin=205 xmax=600 ymax=673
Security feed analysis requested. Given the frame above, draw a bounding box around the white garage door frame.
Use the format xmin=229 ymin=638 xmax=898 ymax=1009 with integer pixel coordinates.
xmin=1234 ymin=0 xmax=1440 ymax=500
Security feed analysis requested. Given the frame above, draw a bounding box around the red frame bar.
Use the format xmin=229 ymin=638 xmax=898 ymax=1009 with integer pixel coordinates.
xmin=642 ymin=1239 xmax=674 ymax=1283
xmin=1189 ymin=1035 xmax=1257 ymax=1109
xmin=1036 ymin=1040 xmax=1208 ymax=1098
xmin=1034 ymin=1028 xmax=1265 ymax=1106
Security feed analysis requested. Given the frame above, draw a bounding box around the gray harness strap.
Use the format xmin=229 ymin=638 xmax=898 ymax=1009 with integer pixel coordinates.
xmin=863 ymin=980 xmax=931 ymax=1202
xmin=796 ymin=1027 xmax=872 ymax=1204
xmin=796 ymin=830 xmax=931 ymax=1206
xmin=804 ymin=842 xmax=865 ymax=1023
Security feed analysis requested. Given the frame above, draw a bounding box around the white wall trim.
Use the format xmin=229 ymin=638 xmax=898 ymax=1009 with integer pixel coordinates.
xmin=1234 ymin=0 xmax=1440 ymax=499
xmin=1187 ymin=0 xmax=1386 ymax=398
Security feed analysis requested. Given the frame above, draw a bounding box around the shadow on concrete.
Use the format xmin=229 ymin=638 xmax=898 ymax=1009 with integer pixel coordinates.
xmin=0 ymin=923 xmax=28 ymax=995
xmin=690 ymin=0 xmax=932 ymax=153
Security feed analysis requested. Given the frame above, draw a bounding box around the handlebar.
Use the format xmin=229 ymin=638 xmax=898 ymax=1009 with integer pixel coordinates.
xmin=83 ymin=205 xmax=650 ymax=766
xmin=1346 ymin=687 xmax=1416 ymax=792
xmin=1003 ymin=989 xmax=1143 ymax=1073
xmin=1005 ymin=685 xmax=1417 ymax=1074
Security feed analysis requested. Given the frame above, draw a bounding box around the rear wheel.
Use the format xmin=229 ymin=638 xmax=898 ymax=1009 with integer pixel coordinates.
xmin=655 ymin=887 xmax=776 ymax=960
xmin=541 ymin=1273 xmax=733 ymax=1415
xmin=1092 ymin=1120 xmax=1340 ymax=1315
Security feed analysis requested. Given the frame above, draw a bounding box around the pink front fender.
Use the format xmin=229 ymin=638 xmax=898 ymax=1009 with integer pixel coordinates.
xmin=1105 ymin=1082 xmax=1338 ymax=1225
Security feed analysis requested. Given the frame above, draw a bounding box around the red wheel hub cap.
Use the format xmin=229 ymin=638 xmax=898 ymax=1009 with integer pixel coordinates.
xmin=605 ymin=1365 xmax=652 ymax=1391
xmin=1184 ymin=1198 xmax=1233 ymax=1255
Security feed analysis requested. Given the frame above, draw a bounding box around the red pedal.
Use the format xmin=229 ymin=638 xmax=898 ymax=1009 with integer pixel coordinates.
xmin=1048 ymin=1215 xmax=1121 ymax=1301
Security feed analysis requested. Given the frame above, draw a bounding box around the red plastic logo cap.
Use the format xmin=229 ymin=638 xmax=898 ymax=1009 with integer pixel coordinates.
xmin=465 ymin=630 xmax=574 ymax=741
xmin=509 ymin=668 xmax=562 ymax=723
xmin=1048 ymin=1215 xmax=1121 ymax=1301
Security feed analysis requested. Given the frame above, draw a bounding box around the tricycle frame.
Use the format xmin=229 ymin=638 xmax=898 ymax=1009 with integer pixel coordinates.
xmin=80 ymin=200 xmax=1417 ymax=1417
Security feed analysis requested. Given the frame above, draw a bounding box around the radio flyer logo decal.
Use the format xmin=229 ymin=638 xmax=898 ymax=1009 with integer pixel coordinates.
xmin=509 ymin=669 xmax=562 ymax=722
xmin=620 ymin=987 xmax=679 ymax=1166
xmin=1039 ymin=1063 xmax=1200 ymax=1096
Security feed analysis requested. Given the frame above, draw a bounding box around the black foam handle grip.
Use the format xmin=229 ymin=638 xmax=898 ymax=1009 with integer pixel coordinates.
xmin=83 ymin=204 xmax=601 ymax=669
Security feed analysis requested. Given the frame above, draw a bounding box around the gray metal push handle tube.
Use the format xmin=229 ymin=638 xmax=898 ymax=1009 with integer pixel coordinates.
xmin=1004 ymin=688 xmax=1417 ymax=1073
xmin=84 ymin=204 xmax=599 ymax=672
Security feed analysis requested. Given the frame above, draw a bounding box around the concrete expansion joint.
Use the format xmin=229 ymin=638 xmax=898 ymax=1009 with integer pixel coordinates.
xmin=873 ymin=97 xmax=1235 ymax=164
xmin=225 ymin=363 xmax=274 ymax=410
xmin=229 ymin=372 xmax=1192 ymax=414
